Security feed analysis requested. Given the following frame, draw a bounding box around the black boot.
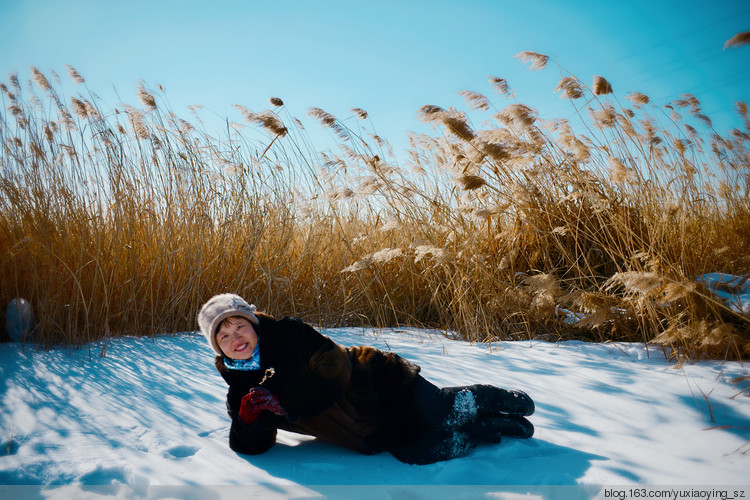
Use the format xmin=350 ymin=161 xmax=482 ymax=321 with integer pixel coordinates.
xmin=461 ymin=384 xmax=535 ymax=417
xmin=463 ymin=414 xmax=535 ymax=444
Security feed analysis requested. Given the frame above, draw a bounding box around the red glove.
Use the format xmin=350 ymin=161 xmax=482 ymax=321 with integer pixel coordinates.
xmin=239 ymin=387 xmax=287 ymax=425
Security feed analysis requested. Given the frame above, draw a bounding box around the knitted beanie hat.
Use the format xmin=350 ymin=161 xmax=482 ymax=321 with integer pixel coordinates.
xmin=197 ymin=293 xmax=260 ymax=355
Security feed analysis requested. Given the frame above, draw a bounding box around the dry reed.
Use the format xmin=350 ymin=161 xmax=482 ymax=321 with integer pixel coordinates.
xmin=1 ymin=58 xmax=749 ymax=361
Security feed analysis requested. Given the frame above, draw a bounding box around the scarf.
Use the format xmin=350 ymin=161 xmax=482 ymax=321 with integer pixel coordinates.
xmin=223 ymin=343 xmax=261 ymax=371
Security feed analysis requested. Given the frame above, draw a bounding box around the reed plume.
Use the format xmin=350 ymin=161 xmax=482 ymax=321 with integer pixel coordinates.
xmin=30 ymin=67 xmax=52 ymax=92
xmin=418 ymin=105 xmax=475 ymax=141
xmin=458 ymin=90 xmax=491 ymax=111
xmin=724 ymin=31 xmax=750 ymax=49
xmin=249 ymin=111 xmax=288 ymax=137
xmin=487 ymin=76 xmax=515 ymax=98
xmin=458 ymin=174 xmax=487 ymax=190
xmin=555 ymin=77 xmax=584 ymax=99
xmin=496 ymin=103 xmax=537 ymax=129
xmin=626 ymin=92 xmax=650 ymax=107
xmin=137 ymin=84 xmax=157 ymax=109
xmin=70 ymin=97 xmax=88 ymax=119
xmin=308 ymin=107 xmax=347 ymax=139
xmin=592 ymin=76 xmax=613 ymax=96
xmin=66 ymin=65 xmax=85 ymax=84
xmin=514 ymin=51 xmax=549 ymax=70
xmin=351 ymin=108 xmax=368 ymax=120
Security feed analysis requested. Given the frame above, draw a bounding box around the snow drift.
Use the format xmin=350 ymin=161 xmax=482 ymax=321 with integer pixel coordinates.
xmin=1 ymin=326 xmax=749 ymax=498
xmin=1 ymin=273 xmax=749 ymax=498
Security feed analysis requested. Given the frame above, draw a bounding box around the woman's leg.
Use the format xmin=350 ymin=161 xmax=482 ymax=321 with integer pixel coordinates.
xmin=389 ymin=377 xmax=535 ymax=464
xmin=388 ymin=376 xmax=479 ymax=464
xmin=389 ymin=427 xmax=480 ymax=465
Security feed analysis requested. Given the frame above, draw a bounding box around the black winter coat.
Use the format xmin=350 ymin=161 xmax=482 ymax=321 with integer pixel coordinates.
xmin=215 ymin=314 xmax=424 ymax=456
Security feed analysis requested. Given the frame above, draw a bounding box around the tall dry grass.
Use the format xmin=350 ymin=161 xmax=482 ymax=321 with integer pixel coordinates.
xmin=1 ymin=56 xmax=749 ymax=360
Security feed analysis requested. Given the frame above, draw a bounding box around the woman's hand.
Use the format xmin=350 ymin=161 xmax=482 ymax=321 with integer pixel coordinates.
xmin=239 ymin=387 xmax=287 ymax=425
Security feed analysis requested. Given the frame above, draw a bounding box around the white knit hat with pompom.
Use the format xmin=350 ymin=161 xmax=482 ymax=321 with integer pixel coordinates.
xmin=197 ymin=293 xmax=259 ymax=355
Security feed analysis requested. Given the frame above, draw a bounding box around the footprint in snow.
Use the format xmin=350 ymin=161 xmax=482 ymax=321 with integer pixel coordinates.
xmin=0 ymin=439 xmax=19 ymax=456
xmin=198 ymin=427 xmax=225 ymax=438
xmin=165 ymin=445 xmax=199 ymax=459
xmin=78 ymin=466 xmax=128 ymax=485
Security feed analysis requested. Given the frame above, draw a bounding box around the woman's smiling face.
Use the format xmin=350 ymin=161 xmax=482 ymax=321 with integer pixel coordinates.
xmin=216 ymin=316 xmax=259 ymax=360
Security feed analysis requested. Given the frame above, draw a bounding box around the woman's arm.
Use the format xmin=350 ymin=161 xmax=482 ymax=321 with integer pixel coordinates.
xmin=225 ymin=387 xmax=282 ymax=455
xmin=228 ymin=413 xmax=278 ymax=455
xmin=268 ymin=317 xmax=351 ymax=421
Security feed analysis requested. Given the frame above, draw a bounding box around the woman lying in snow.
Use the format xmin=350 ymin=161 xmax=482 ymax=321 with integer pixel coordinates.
xmin=198 ymin=293 xmax=535 ymax=465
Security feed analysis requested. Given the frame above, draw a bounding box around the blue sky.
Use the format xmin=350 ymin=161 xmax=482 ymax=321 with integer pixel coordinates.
xmin=1 ymin=0 xmax=749 ymax=155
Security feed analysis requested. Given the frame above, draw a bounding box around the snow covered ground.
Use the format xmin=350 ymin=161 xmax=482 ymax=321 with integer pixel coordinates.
xmin=1 ymin=322 xmax=749 ymax=499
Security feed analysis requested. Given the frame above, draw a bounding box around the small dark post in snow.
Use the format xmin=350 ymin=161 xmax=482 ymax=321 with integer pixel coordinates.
xmin=5 ymin=298 xmax=37 ymax=342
